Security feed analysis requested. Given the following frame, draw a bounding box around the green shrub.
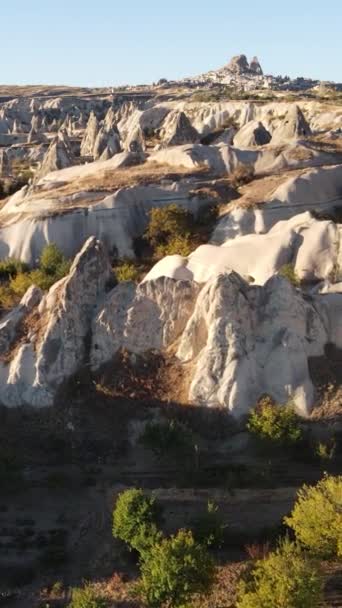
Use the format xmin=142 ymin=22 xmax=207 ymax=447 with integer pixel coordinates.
xmin=191 ymin=500 xmax=225 ymax=548
xmin=69 ymin=584 xmax=106 ymax=608
xmin=112 ymin=488 xmax=162 ymax=554
xmin=0 ymin=285 xmax=18 ymax=309
xmin=278 ymin=263 xmax=300 ymax=287
xmin=139 ymin=419 xmax=195 ymax=462
xmin=139 ymin=529 xmax=215 ymax=608
xmin=155 ymin=233 xmax=196 ymax=258
xmin=247 ymin=399 xmax=302 ymax=445
xmin=0 ymin=258 xmax=28 ymax=280
xmin=114 ymin=262 xmax=140 ymax=282
xmin=236 ymin=538 xmax=322 ymax=608
xmin=9 ymin=272 xmax=33 ymax=296
xmin=40 ymin=243 xmax=65 ymax=275
xmin=9 ymin=245 xmax=70 ymax=296
xmin=284 ymin=475 xmax=342 ymax=558
xmin=145 ymin=205 xmax=193 ymax=249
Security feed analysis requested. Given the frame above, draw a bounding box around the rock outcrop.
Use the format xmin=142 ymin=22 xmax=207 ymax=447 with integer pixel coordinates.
xmin=93 ymin=126 xmax=121 ymax=160
xmin=91 ymin=277 xmax=200 ymax=369
xmin=0 ymin=237 xmax=340 ymax=416
xmin=227 ymin=54 xmax=250 ymax=74
xmin=159 ymin=111 xmax=199 ymax=146
xmin=271 ymin=105 xmax=312 ymax=143
xmin=0 ymin=285 xmax=42 ymax=356
xmin=80 ymin=111 xmax=99 ymax=156
xmin=233 ymin=120 xmax=271 ymax=147
xmin=0 ymin=237 xmax=112 ymax=407
xmin=177 ymin=272 xmax=338 ymax=416
xmin=0 ymin=149 xmax=9 ymax=176
xmin=143 ymin=211 xmax=342 ymax=286
xmin=249 ymin=56 xmax=263 ymax=75
xmin=34 ymin=137 xmax=72 ymax=181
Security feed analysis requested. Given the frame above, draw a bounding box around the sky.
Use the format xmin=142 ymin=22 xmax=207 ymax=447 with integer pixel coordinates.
xmin=1 ymin=0 xmax=341 ymax=87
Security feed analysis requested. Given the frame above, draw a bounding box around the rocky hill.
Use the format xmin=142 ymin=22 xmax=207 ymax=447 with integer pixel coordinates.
xmin=0 ymin=54 xmax=341 ymax=608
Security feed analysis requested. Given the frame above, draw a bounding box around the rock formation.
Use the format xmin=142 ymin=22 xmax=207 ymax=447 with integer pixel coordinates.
xmin=80 ymin=111 xmax=100 ymax=156
xmin=34 ymin=137 xmax=72 ymax=181
xmin=233 ymin=120 xmax=271 ymax=147
xmin=227 ymin=54 xmax=250 ymax=74
xmin=159 ymin=111 xmax=199 ymax=146
xmin=249 ymin=56 xmax=263 ymax=75
xmin=271 ymin=105 xmax=312 ymax=143
xmin=0 ymin=237 xmax=112 ymax=407
xmin=176 ymin=272 xmax=339 ymax=416
xmin=0 ymin=149 xmax=10 ymax=176
xmin=93 ymin=126 xmax=121 ymax=160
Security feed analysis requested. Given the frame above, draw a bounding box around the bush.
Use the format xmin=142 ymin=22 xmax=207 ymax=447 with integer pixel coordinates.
xmin=40 ymin=243 xmax=66 ymax=275
xmin=9 ymin=272 xmax=33 ymax=296
xmin=191 ymin=500 xmax=225 ymax=548
xmin=145 ymin=205 xmax=193 ymax=249
xmin=112 ymin=488 xmax=162 ymax=555
xmin=139 ymin=419 xmax=195 ymax=462
xmin=154 ymin=233 xmax=196 ymax=259
xmin=247 ymin=399 xmax=302 ymax=445
xmin=230 ymin=164 xmax=255 ymax=188
xmin=0 ymin=285 xmax=18 ymax=309
xmin=284 ymin=475 xmax=342 ymax=558
xmin=114 ymin=262 xmax=140 ymax=282
xmin=278 ymin=263 xmax=300 ymax=287
xmin=139 ymin=529 xmax=215 ymax=608
xmin=69 ymin=585 xmax=106 ymax=608
xmin=0 ymin=258 xmax=28 ymax=280
xmin=236 ymin=538 xmax=322 ymax=608
xmin=8 ymin=244 xmax=70 ymax=297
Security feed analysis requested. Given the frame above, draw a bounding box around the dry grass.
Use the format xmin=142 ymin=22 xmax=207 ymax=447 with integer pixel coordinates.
xmin=221 ymin=169 xmax=304 ymax=212
xmin=29 ymin=162 xmax=211 ymax=211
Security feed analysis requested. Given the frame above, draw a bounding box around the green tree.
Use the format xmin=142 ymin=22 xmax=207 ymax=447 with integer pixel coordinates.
xmin=0 ymin=258 xmax=28 ymax=280
xmin=247 ymin=399 xmax=302 ymax=445
xmin=114 ymin=262 xmax=140 ymax=282
xmin=155 ymin=233 xmax=195 ymax=259
xmin=112 ymin=488 xmax=162 ymax=555
xmin=284 ymin=475 xmax=342 ymax=558
xmin=40 ymin=242 xmax=66 ymax=275
xmin=139 ymin=529 xmax=215 ymax=608
xmin=236 ymin=538 xmax=322 ymax=608
xmin=145 ymin=205 xmax=193 ymax=249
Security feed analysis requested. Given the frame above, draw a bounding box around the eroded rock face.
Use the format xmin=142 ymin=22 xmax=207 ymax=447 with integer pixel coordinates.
xmin=159 ymin=111 xmax=199 ymax=146
xmin=93 ymin=126 xmax=121 ymax=160
xmin=0 ymin=237 xmax=112 ymax=407
xmin=91 ymin=277 xmax=200 ymax=369
xmin=35 ymin=138 xmax=72 ymax=181
xmin=233 ymin=120 xmax=271 ymax=147
xmin=272 ymin=105 xmax=311 ymax=143
xmin=0 ymin=237 xmax=340 ymax=417
xmin=80 ymin=111 xmax=99 ymax=156
xmin=177 ymin=272 xmax=334 ymax=416
xmin=227 ymin=55 xmax=250 ymax=74
xmin=0 ymin=285 xmax=43 ymax=356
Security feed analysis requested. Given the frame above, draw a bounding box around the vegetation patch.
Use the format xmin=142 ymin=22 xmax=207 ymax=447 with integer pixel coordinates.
xmin=284 ymin=475 xmax=342 ymax=558
xmin=236 ymin=537 xmax=322 ymax=608
xmin=247 ymin=398 xmax=303 ymax=446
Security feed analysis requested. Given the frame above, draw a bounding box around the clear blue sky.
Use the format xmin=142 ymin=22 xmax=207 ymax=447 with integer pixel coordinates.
xmin=1 ymin=0 xmax=341 ymax=86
